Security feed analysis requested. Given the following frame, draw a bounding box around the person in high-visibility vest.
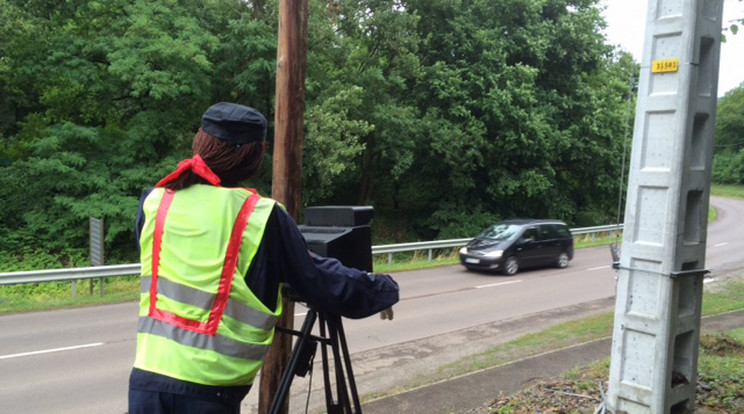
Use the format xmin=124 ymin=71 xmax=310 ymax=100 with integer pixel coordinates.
xmin=128 ymin=102 xmax=399 ymax=414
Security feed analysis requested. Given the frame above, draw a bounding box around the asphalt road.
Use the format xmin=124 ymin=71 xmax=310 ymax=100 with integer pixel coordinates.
xmin=1 ymin=196 xmax=742 ymax=414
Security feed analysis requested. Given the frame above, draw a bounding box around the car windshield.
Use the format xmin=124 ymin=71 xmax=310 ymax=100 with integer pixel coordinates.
xmin=476 ymin=224 xmax=523 ymax=241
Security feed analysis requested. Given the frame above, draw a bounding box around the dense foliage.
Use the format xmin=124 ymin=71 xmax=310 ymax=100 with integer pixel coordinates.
xmin=713 ymin=85 xmax=744 ymax=185
xmin=1 ymin=0 xmax=640 ymax=269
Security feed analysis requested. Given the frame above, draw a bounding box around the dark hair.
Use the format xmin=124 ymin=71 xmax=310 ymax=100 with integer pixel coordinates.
xmin=162 ymin=129 xmax=267 ymax=190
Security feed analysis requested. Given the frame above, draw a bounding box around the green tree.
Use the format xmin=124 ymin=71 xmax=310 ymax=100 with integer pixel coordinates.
xmin=0 ymin=0 xmax=276 ymax=266
xmin=398 ymin=0 xmax=630 ymax=237
xmin=712 ymin=84 xmax=744 ymax=184
xmin=303 ymin=0 xmax=424 ymax=209
xmin=714 ymin=84 xmax=744 ymax=153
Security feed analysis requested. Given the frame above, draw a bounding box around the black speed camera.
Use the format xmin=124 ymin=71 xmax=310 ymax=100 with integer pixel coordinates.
xmin=298 ymin=206 xmax=374 ymax=272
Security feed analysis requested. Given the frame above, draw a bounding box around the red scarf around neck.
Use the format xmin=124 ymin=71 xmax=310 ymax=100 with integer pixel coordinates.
xmin=155 ymin=154 xmax=221 ymax=188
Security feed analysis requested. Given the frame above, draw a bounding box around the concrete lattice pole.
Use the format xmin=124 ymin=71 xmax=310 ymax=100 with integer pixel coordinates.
xmin=607 ymin=0 xmax=724 ymax=412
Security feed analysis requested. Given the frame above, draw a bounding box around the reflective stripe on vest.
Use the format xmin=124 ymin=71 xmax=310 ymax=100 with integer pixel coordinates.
xmin=137 ymin=316 xmax=269 ymax=360
xmin=140 ymin=276 xmax=277 ymax=332
xmin=148 ymin=189 xmax=261 ymax=335
xmin=135 ymin=186 xmax=281 ymax=386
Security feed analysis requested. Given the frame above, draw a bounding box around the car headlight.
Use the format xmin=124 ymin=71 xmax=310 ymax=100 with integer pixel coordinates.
xmin=483 ymin=250 xmax=503 ymax=258
xmin=459 ymin=247 xmax=468 ymax=254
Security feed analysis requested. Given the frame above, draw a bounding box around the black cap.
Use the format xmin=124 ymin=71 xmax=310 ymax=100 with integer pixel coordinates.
xmin=201 ymin=102 xmax=267 ymax=145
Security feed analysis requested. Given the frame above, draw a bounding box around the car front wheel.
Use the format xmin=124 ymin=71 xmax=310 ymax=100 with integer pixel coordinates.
xmin=503 ymin=256 xmax=519 ymax=276
xmin=556 ymin=252 xmax=570 ymax=269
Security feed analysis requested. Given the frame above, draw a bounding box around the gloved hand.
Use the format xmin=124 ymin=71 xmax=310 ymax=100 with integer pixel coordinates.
xmin=379 ymin=307 xmax=394 ymax=320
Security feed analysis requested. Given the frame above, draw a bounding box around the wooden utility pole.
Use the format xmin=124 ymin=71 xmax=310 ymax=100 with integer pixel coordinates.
xmin=258 ymin=0 xmax=309 ymax=413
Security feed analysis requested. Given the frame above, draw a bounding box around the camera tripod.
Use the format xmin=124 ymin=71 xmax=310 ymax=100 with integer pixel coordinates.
xmin=268 ymin=308 xmax=362 ymax=414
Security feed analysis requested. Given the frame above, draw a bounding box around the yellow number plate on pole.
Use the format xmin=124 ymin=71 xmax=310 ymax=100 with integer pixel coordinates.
xmin=652 ymin=59 xmax=679 ymax=73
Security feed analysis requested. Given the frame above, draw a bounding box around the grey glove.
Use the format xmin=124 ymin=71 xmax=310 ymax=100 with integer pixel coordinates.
xmin=379 ymin=307 xmax=394 ymax=320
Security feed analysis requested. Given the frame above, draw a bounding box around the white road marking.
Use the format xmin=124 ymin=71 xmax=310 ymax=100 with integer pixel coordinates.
xmin=0 ymin=342 xmax=104 ymax=360
xmin=587 ymin=265 xmax=611 ymax=271
xmin=713 ymin=242 xmax=729 ymax=247
xmin=475 ymin=280 xmax=522 ymax=289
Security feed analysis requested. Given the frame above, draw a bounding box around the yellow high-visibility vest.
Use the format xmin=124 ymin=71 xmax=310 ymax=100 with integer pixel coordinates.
xmin=135 ymin=185 xmax=282 ymax=386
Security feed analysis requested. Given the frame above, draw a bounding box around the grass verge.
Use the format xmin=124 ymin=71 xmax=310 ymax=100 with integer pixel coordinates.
xmin=712 ymin=184 xmax=744 ymax=199
xmin=0 ymin=276 xmax=140 ymax=314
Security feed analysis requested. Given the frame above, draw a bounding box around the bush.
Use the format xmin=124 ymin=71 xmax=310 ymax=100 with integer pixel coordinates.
xmin=712 ymin=150 xmax=744 ymax=185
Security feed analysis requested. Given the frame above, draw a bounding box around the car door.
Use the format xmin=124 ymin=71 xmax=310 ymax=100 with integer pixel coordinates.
xmin=514 ymin=226 xmax=541 ymax=266
xmin=537 ymin=224 xmax=563 ymax=264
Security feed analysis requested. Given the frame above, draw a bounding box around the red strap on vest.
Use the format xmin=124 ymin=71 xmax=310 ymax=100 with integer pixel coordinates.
xmin=149 ymin=188 xmax=260 ymax=336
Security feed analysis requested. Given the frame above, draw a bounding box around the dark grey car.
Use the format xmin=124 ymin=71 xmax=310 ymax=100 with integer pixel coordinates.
xmin=459 ymin=219 xmax=574 ymax=275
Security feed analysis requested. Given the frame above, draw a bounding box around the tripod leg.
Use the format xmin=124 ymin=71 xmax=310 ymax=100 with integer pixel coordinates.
xmin=333 ymin=316 xmax=363 ymax=413
xmin=327 ymin=315 xmax=352 ymax=413
xmin=268 ymin=309 xmax=318 ymax=414
xmin=318 ymin=314 xmax=340 ymax=413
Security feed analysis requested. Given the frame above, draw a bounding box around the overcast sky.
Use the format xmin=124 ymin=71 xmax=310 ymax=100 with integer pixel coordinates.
xmin=600 ymin=0 xmax=744 ymax=97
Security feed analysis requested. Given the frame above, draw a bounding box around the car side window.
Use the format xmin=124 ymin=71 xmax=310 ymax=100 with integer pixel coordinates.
xmin=522 ymin=228 xmax=538 ymax=242
xmin=539 ymin=225 xmax=556 ymax=241
xmin=554 ymin=225 xmax=571 ymax=239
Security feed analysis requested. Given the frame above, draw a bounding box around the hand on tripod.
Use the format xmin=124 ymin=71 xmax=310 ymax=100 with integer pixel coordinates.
xmin=379 ymin=307 xmax=394 ymax=320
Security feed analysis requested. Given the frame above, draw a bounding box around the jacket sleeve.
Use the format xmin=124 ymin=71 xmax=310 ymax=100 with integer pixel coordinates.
xmin=267 ymin=204 xmax=399 ymax=319
xmin=134 ymin=188 xmax=154 ymax=253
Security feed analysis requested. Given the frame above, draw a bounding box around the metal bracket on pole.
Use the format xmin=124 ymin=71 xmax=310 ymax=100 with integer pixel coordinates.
xmin=613 ymin=266 xmax=710 ymax=279
xmin=669 ymin=269 xmax=710 ymax=279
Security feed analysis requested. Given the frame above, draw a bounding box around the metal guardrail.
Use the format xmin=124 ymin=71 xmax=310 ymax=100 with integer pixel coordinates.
xmin=0 ymin=224 xmax=623 ymax=288
xmin=372 ymin=238 xmax=472 ymax=261
xmin=0 ymin=264 xmax=141 ymax=285
xmin=571 ymin=224 xmax=624 ymax=238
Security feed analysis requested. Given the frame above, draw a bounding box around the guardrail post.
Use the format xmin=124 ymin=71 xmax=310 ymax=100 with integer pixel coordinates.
xmin=90 ymin=217 xmax=105 ymax=297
